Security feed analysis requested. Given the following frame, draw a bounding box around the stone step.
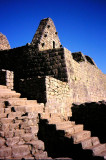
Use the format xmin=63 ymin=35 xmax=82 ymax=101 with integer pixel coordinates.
xmin=13 ymin=105 xmax=43 ymax=113
xmin=49 ymin=117 xmax=62 ymax=124
xmin=0 ymin=92 xmax=21 ymax=98
xmin=81 ymin=137 xmax=100 ymax=149
xmin=97 ymin=149 xmax=106 ymax=158
xmin=7 ymin=97 xmax=27 ymax=100
xmin=40 ymin=112 xmax=51 ymax=119
xmin=7 ymin=99 xmax=38 ymax=107
xmin=0 ymin=89 xmax=16 ymax=93
xmin=0 ymin=85 xmax=7 ymax=89
xmin=0 ymin=118 xmax=14 ymax=123
xmin=86 ymin=143 xmax=106 ymax=155
xmin=72 ymin=130 xmax=91 ymax=143
xmin=55 ymin=121 xmax=75 ymax=125
xmin=65 ymin=124 xmax=84 ymax=138
xmin=50 ymin=113 xmax=63 ymax=118
xmin=0 ymin=98 xmax=27 ymax=104
xmin=7 ymin=111 xmax=24 ymax=119
xmin=56 ymin=121 xmax=75 ymax=130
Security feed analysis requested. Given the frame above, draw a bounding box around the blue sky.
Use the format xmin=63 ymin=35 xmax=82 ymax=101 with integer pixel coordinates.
xmin=0 ymin=0 xmax=106 ymax=73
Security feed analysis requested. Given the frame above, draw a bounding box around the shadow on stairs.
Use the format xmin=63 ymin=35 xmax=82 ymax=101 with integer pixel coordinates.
xmin=38 ymin=119 xmax=104 ymax=160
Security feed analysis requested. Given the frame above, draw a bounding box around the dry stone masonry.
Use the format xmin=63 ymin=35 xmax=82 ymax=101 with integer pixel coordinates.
xmin=0 ymin=17 xmax=106 ymax=159
xmin=0 ymin=85 xmax=49 ymax=159
xmin=31 ymin=18 xmax=61 ymax=51
xmin=0 ymin=69 xmax=14 ymax=89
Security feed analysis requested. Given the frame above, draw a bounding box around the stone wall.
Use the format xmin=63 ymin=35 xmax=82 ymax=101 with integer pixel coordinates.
xmin=0 ymin=17 xmax=106 ymax=107
xmin=31 ymin=18 xmax=61 ymax=51
xmin=0 ymin=46 xmax=68 ymax=91
xmin=19 ymin=76 xmax=46 ymax=103
xmin=0 ymin=69 xmax=14 ymax=89
xmin=0 ymin=33 xmax=10 ymax=50
xmin=64 ymin=48 xmax=106 ymax=103
xmin=17 ymin=76 xmax=72 ymax=118
xmin=0 ymin=97 xmax=47 ymax=159
xmin=71 ymin=101 xmax=106 ymax=142
xmin=45 ymin=76 xmax=72 ymax=118
xmin=0 ymin=45 xmax=106 ymax=104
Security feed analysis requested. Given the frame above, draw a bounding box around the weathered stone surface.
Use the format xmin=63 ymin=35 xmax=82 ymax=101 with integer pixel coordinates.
xmin=34 ymin=151 xmax=47 ymax=159
xmin=4 ymin=131 xmax=14 ymax=138
xmin=22 ymin=133 xmax=34 ymax=142
xmin=0 ymin=69 xmax=14 ymax=89
xmin=0 ymin=17 xmax=106 ymax=160
xmin=6 ymin=137 xmax=19 ymax=146
xmin=28 ymin=140 xmax=45 ymax=151
xmin=0 ymin=33 xmax=10 ymax=50
xmin=0 ymin=147 xmax=11 ymax=157
xmin=12 ymin=145 xmax=30 ymax=158
xmin=31 ymin=18 xmax=61 ymax=51
xmin=0 ymin=137 xmax=5 ymax=148
xmin=0 ymin=131 xmax=4 ymax=137
xmin=14 ymin=129 xmax=25 ymax=137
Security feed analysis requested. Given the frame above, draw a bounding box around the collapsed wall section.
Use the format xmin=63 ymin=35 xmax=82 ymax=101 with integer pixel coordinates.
xmin=64 ymin=48 xmax=106 ymax=103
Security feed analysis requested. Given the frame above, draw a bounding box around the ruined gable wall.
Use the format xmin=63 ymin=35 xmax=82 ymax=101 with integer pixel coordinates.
xmin=64 ymin=48 xmax=106 ymax=103
xmin=0 ymin=33 xmax=10 ymax=50
xmin=31 ymin=18 xmax=61 ymax=51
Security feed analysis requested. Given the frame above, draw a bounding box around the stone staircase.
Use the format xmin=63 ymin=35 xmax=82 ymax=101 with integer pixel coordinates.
xmin=0 ymin=85 xmax=50 ymax=159
xmin=0 ymin=84 xmax=106 ymax=159
xmin=41 ymin=114 xmax=106 ymax=159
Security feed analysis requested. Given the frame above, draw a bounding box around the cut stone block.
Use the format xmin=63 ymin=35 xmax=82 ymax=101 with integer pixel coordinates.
xmin=34 ymin=151 xmax=47 ymax=159
xmin=0 ymin=147 xmax=11 ymax=157
xmin=72 ymin=130 xmax=91 ymax=143
xmin=12 ymin=145 xmax=30 ymax=158
xmin=0 ymin=137 xmax=5 ymax=148
xmin=28 ymin=140 xmax=45 ymax=151
xmin=4 ymin=131 xmax=14 ymax=138
xmin=65 ymin=124 xmax=83 ymax=137
xmin=22 ymin=133 xmax=34 ymax=142
xmin=6 ymin=137 xmax=19 ymax=146
xmin=81 ymin=137 xmax=100 ymax=149
xmin=14 ymin=129 xmax=25 ymax=137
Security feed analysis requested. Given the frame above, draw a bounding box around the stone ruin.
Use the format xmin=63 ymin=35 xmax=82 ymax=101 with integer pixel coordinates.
xmin=0 ymin=33 xmax=10 ymax=50
xmin=0 ymin=17 xmax=106 ymax=159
